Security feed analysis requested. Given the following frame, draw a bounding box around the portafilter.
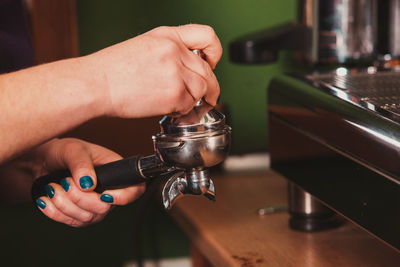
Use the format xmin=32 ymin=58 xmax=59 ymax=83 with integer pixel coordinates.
xmin=31 ymin=100 xmax=231 ymax=209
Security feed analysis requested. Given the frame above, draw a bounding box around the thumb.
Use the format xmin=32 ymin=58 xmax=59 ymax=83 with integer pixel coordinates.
xmin=59 ymin=142 xmax=97 ymax=191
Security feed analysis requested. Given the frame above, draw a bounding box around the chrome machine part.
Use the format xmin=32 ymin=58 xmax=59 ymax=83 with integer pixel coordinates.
xmin=390 ymin=0 xmax=400 ymax=57
xmin=185 ymin=169 xmax=216 ymax=198
xmin=288 ymin=183 xmax=340 ymax=232
xmin=307 ymin=70 xmax=400 ymax=119
xmin=162 ymin=169 xmax=216 ymax=210
xmin=229 ymin=0 xmax=378 ymax=66
xmin=162 ymin=172 xmax=187 ymax=210
xmin=138 ymin=154 xmax=172 ymax=178
xmin=159 ymin=100 xmax=225 ymax=135
xmin=288 ymin=183 xmax=332 ymax=216
xmin=153 ymin=128 xmax=231 ymax=169
xmin=154 ymin=100 xmax=231 ymax=169
xmin=155 ymin=100 xmax=231 ymax=209
xmin=302 ymin=0 xmax=377 ymax=64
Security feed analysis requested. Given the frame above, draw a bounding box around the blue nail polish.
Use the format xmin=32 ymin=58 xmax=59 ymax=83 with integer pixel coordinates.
xmin=217 ymin=94 xmax=221 ymax=104
xmin=45 ymin=184 xmax=55 ymax=199
xmin=100 ymin=194 xmax=114 ymax=203
xmin=61 ymin=178 xmax=70 ymax=192
xmin=36 ymin=198 xmax=46 ymax=209
xmin=79 ymin=176 xmax=93 ymax=189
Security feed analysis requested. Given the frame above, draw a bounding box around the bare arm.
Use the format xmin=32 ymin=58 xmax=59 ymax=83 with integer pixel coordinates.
xmin=0 ymin=57 xmax=107 ymax=163
xmin=0 ymin=24 xmax=222 ymax=164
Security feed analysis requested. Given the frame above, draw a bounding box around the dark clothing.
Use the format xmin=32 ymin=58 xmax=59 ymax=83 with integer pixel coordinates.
xmin=0 ymin=0 xmax=34 ymax=74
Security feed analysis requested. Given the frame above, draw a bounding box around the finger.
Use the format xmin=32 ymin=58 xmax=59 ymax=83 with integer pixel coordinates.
xmin=203 ymin=70 xmax=220 ymax=106
xmin=180 ymin=65 xmax=206 ymax=103
xmin=60 ymin=177 xmax=111 ymax=215
xmin=58 ymin=140 xmax=122 ymax=192
xmin=174 ymin=24 xmax=223 ymax=69
xmin=99 ymin=183 xmax=146 ymax=206
xmin=167 ymin=76 xmax=200 ymax=116
xmin=35 ymin=196 xmax=85 ymax=227
xmin=180 ymin=51 xmax=220 ymax=106
xmin=45 ymin=183 xmax=97 ymax=224
xmin=56 ymin=141 xmax=97 ymax=191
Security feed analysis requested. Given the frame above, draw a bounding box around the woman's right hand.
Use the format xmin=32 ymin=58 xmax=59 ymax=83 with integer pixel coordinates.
xmin=85 ymin=24 xmax=222 ymax=118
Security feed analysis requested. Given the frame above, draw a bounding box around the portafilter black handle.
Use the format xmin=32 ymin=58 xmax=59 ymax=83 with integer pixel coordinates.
xmin=31 ymin=155 xmax=146 ymax=200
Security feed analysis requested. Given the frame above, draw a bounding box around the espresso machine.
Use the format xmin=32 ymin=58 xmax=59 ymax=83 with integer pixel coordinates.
xmin=230 ymin=0 xmax=400 ymax=250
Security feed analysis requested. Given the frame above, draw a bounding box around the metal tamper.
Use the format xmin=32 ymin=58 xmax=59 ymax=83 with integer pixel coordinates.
xmin=32 ymin=100 xmax=231 ymax=209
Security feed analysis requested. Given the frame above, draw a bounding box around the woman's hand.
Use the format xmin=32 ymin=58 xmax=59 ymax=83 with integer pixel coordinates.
xmin=32 ymin=138 xmax=145 ymax=227
xmin=87 ymin=24 xmax=222 ymax=118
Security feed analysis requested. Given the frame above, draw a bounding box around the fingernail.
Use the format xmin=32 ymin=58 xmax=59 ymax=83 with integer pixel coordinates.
xmin=61 ymin=178 xmax=70 ymax=192
xmin=36 ymin=198 xmax=46 ymax=209
xmin=217 ymin=94 xmax=221 ymax=104
xmin=45 ymin=184 xmax=55 ymax=199
xmin=100 ymin=194 xmax=114 ymax=203
xmin=79 ymin=176 xmax=93 ymax=189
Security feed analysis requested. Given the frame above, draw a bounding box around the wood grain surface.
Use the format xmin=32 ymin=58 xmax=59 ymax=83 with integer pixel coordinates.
xmin=170 ymin=171 xmax=400 ymax=267
xmin=27 ymin=0 xmax=79 ymax=64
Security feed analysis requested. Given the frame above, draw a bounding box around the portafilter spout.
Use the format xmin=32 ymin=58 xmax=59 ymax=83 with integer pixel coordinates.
xmin=31 ymin=101 xmax=231 ymax=210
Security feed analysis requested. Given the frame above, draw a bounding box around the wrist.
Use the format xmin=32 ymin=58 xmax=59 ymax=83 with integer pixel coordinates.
xmin=77 ymin=54 xmax=113 ymax=118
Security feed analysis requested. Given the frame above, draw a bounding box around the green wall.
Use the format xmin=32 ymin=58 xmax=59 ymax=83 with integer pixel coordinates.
xmin=77 ymin=0 xmax=298 ymax=153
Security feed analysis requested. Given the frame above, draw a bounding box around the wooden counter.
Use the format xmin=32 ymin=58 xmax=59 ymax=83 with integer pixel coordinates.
xmin=170 ymin=171 xmax=400 ymax=267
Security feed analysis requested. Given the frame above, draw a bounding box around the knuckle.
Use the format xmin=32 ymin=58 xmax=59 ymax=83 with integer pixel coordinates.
xmin=203 ymin=25 xmax=216 ymax=37
xmin=95 ymin=204 xmax=111 ymax=215
xmin=161 ymin=39 xmax=180 ymax=55
xmin=167 ymin=63 xmax=181 ymax=79
xmin=72 ymin=160 xmax=91 ymax=171
xmin=51 ymin=195 xmax=66 ymax=210
xmin=154 ymin=25 xmax=170 ymax=34
xmin=169 ymin=81 xmax=186 ymax=102
xmin=63 ymin=139 xmax=85 ymax=152
xmin=81 ymin=212 xmax=96 ymax=224
xmin=71 ymin=193 xmax=85 ymax=207
xmin=66 ymin=187 xmax=83 ymax=204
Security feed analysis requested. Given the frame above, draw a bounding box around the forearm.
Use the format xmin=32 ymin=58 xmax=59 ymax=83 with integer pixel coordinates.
xmin=0 ymin=56 xmax=108 ymax=163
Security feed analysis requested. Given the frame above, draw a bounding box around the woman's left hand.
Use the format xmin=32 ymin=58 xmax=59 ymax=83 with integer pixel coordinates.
xmin=30 ymin=138 xmax=145 ymax=227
